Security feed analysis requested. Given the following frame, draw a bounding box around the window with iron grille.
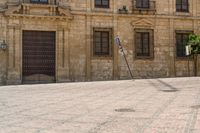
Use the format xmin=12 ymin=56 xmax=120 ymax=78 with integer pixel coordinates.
xmin=30 ymin=0 xmax=48 ymax=4
xmin=93 ymin=29 xmax=112 ymax=56
xmin=176 ymin=32 xmax=189 ymax=58
xmin=136 ymin=0 xmax=150 ymax=8
xmin=95 ymin=0 xmax=109 ymax=8
xmin=176 ymin=0 xmax=189 ymax=12
xmin=135 ymin=29 xmax=154 ymax=58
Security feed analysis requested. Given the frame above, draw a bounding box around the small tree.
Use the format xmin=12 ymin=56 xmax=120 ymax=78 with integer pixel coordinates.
xmin=187 ymin=34 xmax=200 ymax=76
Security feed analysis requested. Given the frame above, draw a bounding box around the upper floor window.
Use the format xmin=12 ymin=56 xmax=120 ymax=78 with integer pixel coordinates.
xmin=95 ymin=0 xmax=109 ymax=8
xmin=176 ymin=0 xmax=189 ymax=12
xmin=30 ymin=0 xmax=48 ymax=4
xmin=176 ymin=32 xmax=190 ymax=58
xmin=135 ymin=29 xmax=154 ymax=59
xmin=136 ymin=0 xmax=150 ymax=8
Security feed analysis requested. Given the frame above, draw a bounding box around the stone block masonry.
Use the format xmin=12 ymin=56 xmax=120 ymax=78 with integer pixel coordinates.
xmin=0 ymin=0 xmax=199 ymax=85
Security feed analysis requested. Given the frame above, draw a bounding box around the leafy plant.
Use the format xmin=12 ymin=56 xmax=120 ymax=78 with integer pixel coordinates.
xmin=187 ymin=34 xmax=200 ymax=54
xmin=186 ymin=34 xmax=200 ymax=76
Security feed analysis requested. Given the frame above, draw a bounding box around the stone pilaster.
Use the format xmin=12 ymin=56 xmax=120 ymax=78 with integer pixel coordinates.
xmin=56 ymin=27 xmax=70 ymax=82
xmin=169 ymin=18 xmax=175 ymax=77
xmin=6 ymin=24 xmax=21 ymax=84
xmin=113 ymin=16 xmax=119 ymax=80
xmin=86 ymin=15 xmax=91 ymax=81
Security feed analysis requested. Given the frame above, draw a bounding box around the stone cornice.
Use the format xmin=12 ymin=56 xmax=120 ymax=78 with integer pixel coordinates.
xmin=1 ymin=3 xmax=199 ymax=21
xmin=70 ymin=10 xmax=200 ymax=20
xmin=3 ymin=3 xmax=73 ymax=21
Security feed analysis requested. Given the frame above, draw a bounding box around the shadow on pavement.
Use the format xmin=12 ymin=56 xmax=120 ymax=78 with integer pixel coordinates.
xmin=148 ymin=79 xmax=179 ymax=92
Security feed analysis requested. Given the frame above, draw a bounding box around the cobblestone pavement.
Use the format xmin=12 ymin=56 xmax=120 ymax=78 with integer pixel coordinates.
xmin=0 ymin=77 xmax=200 ymax=133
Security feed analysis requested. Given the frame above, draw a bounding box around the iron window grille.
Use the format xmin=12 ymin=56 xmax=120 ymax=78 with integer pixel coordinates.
xmin=30 ymin=0 xmax=48 ymax=4
xmin=176 ymin=0 xmax=189 ymax=12
xmin=136 ymin=0 xmax=150 ymax=8
xmin=93 ymin=29 xmax=112 ymax=56
xmin=135 ymin=29 xmax=154 ymax=59
xmin=176 ymin=33 xmax=189 ymax=58
xmin=95 ymin=0 xmax=109 ymax=8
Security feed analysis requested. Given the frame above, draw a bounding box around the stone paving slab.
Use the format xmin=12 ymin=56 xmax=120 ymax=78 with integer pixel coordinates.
xmin=0 ymin=77 xmax=200 ymax=133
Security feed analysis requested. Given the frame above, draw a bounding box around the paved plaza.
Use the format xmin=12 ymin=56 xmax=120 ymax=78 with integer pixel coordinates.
xmin=0 ymin=77 xmax=200 ymax=133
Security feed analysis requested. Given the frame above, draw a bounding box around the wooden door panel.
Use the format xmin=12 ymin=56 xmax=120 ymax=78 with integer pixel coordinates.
xmin=22 ymin=31 xmax=56 ymax=83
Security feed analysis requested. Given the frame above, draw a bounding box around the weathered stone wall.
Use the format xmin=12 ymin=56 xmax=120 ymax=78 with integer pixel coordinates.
xmin=68 ymin=15 xmax=87 ymax=81
xmin=91 ymin=59 xmax=113 ymax=81
xmin=0 ymin=0 xmax=200 ymax=85
xmin=0 ymin=0 xmax=6 ymax=5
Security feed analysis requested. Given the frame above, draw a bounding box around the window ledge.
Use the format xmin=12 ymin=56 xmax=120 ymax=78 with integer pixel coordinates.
xmin=175 ymin=12 xmax=191 ymax=16
xmin=92 ymin=8 xmax=113 ymax=13
xmin=176 ymin=57 xmax=194 ymax=61
xmin=22 ymin=3 xmax=57 ymax=8
xmin=135 ymin=56 xmax=154 ymax=60
xmin=92 ymin=56 xmax=113 ymax=60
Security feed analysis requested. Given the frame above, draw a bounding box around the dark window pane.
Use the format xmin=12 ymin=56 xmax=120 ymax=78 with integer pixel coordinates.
xmin=136 ymin=0 xmax=142 ymax=8
xmin=95 ymin=31 xmax=101 ymax=36
xmin=136 ymin=32 xmax=150 ymax=57
xmin=176 ymin=0 xmax=181 ymax=4
xmin=102 ymin=32 xmax=109 ymax=37
xmin=95 ymin=0 xmax=101 ymax=5
xmin=182 ymin=5 xmax=188 ymax=10
xmin=102 ymin=39 xmax=108 ymax=43
xmin=176 ymin=33 xmax=189 ymax=57
xmin=182 ymin=0 xmax=188 ymax=4
xmin=176 ymin=0 xmax=189 ymax=12
xmin=40 ymin=0 xmax=48 ymax=2
xmin=136 ymin=0 xmax=149 ymax=8
xmin=31 ymin=0 xmax=48 ymax=3
xmin=143 ymin=0 xmax=149 ymax=8
xmin=95 ymin=0 xmax=109 ymax=8
xmin=94 ymin=30 xmax=110 ymax=56
xmin=102 ymin=0 xmax=109 ymax=6
xmin=176 ymin=5 xmax=181 ymax=10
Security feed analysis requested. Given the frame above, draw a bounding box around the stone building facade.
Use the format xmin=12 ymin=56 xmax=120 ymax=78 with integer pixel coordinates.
xmin=0 ymin=0 xmax=200 ymax=85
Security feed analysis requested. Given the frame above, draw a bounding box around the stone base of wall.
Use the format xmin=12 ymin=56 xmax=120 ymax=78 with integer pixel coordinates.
xmin=197 ymin=55 xmax=200 ymax=76
xmin=6 ymin=80 xmax=22 ymax=85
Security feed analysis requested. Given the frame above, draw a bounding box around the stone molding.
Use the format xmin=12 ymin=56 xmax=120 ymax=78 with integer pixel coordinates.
xmin=3 ymin=3 xmax=73 ymax=21
xmin=131 ymin=18 xmax=155 ymax=28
